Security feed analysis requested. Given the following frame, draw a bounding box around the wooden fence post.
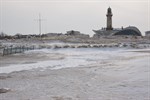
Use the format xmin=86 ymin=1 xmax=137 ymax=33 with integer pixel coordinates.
xmin=20 ymin=46 xmax=21 ymax=53
xmin=6 ymin=47 xmax=8 ymax=55
xmin=14 ymin=47 xmax=16 ymax=54
xmin=10 ymin=47 xmax=12 ymax=54
xmin=3 ymin=48 xmax=5 ymax=56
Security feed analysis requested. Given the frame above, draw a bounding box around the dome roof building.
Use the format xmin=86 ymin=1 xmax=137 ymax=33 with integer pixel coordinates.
xmin=93 ymin=7 xmax=142 ymax=38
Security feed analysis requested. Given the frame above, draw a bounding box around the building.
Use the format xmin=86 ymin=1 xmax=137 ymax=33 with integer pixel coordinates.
xmin=45 ymin=33 xmax=63 ymax=37
xmin=66 ymin=30 xmax=81 ymax=36
xmin=145 ymin=31 xmax=150 ymax=37
xmin=93 ymin=7 xmax=142 ymax=38
xmin=106 ymin=7 xmax=113 ymax=30
xmin=65 ymin=30 xmax=89 ymax=38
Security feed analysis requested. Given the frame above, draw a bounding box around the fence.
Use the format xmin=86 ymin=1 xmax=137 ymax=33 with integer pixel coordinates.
xmin=2 ymin=46 xmax=35 ymax=56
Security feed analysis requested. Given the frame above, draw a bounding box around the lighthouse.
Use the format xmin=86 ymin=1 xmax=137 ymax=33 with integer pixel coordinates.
xmin=106 ymin=7 xmax=113 ymax=30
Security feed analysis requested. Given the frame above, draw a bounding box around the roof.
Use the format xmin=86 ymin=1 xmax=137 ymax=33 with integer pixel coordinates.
xmin=93 ymin=26 xmax=142 ymax=36
xmin=112 ymin=26 xmax=142 ymax=36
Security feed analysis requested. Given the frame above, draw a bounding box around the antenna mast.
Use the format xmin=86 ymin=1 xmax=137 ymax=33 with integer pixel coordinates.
xmin=36 ymin=13 xmax=45 ymax=39
xmin=38 ymin=13 xmax=43 ymax=39
xmin=39 ymin=13 xmax=42 ymax=36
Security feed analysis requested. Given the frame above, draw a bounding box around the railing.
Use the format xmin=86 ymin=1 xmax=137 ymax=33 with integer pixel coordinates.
xmin=2 ymin=46 xmax=35 ymax=56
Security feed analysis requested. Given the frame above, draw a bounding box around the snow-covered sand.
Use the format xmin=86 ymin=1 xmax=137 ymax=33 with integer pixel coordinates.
xmin=0 ymin=48 xmax=149 ymax=100
xmin=0 ymin=48 xmax=124 ymax=73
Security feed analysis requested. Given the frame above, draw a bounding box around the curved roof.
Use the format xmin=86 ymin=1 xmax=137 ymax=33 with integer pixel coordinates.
xmin=112 ymin=26 xmax=142 ymax=36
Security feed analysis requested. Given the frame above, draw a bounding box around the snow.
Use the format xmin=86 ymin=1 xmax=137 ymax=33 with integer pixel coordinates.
xmin=0 ymin=48 xmax=149 ymax=74
xmin=0 ymin=48 xmax=122 ymax=73
xmin=0 ymin=48 xmax=149 ymax=100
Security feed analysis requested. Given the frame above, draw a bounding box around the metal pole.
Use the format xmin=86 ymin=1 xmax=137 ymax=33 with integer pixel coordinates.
xmin=39 ymin=13 xmax=42 ymax=38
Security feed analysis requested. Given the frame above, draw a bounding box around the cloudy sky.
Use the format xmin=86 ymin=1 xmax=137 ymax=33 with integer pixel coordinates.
xmin=0 ymin=0 xmax=150 ymax=36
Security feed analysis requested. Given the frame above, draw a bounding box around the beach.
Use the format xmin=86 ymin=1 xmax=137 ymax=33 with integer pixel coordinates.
xmin=0 ymin=47 xmax=149 ymax=100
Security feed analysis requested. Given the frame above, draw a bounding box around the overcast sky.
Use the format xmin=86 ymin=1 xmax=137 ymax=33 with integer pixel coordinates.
xmin=0 ymin=0 xmax=150 ymax=36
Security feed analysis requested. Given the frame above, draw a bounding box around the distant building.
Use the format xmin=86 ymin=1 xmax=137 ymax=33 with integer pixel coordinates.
xmin=145 ymin=31 xmax=150 ymax=37
xmin=65 ymin=30 xmax=89 ymax=38
xmin=66 ymin=30 xmax=81 ymax=35
xmin=106 ymin=7 xmax=113 ymax=30
xmin=45 ymin=33 xmax=63 ymax=37
xmin=93 ymin=7 xmax=142 ymax=38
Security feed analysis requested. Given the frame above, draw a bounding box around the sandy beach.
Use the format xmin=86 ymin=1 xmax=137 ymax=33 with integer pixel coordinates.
xmin=0 ymin=47 xmax=149 ymax=100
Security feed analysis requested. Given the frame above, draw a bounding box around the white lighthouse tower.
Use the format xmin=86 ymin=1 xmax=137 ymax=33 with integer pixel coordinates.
xmin=106 ymin=7 xmax=113 ymax=30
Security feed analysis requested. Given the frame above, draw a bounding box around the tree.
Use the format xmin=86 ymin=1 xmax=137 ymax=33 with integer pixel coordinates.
xmin=0 ymin=32 xmax=7 ymax=37
xmin=0 ymin=32 xmax=8 ymax=39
